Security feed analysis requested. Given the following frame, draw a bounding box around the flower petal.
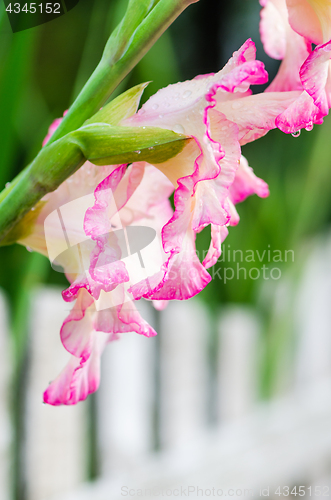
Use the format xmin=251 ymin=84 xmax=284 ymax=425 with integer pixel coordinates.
xmin=43 ymin=329 xmax=109 ymax=406
xmin=203 ymin=224 xmax=228 ymax=269
xmin=286 ymin=0 xmax=330 ymax=44
xmin=275 ymin=89 xmax=323 ymax=133
xmin=300 ymin=40 xmax=331 ymax=115
xmin=229 ymin=155 xmax=269 ymax=203
xmin=219 ymin=90 xmax=302 ymax=142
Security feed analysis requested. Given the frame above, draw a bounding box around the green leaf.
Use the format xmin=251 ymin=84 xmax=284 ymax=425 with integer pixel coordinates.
xmin=84 ymin=82 xmax=149 ymax=127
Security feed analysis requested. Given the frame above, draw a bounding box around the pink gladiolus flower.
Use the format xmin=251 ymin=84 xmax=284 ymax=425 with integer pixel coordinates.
xmin=260 ymin=0 xmax=331 ymax=132
xmin=21 ymin=39 xmax=302 ymax=405
xmin=106 ymin=39 xmax=299 ymax=301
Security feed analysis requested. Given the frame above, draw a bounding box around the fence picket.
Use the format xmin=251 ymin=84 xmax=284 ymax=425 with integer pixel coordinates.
xmin=217 ymin=306 xmax=260 ymax=421
xmin=159 ymin=298 xmax=209 ymax=449
xmin=295 ymin=240 xmax=331 ymax=385
xmin=97 ymin=299 xmax=156 ymax=474
xmin=25 ymin=288 xmax=87 ymax=500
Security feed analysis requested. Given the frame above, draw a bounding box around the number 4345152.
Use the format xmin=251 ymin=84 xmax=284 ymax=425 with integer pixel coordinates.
xmin=275 ymin=486 xmax=330 ymax=496
xmin=6 ymin=3 xmax=61 ymax=14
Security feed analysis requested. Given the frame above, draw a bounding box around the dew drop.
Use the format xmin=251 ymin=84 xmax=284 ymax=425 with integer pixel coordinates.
xmin=152 ymin=104 xmax=159 ymax=110
xmin=31 ymin=207 xmax=35 ymax=211
xmin=173 ymin=124 xmax=185 ymax=134
xmin=134 ymin=150 xmax=141 ymax=154
xmin=142 ymin=126 xmax=146 ymax=129
xmin=305 ymin=122 xmax=314 ymax=132
xmin=159 ymin=114 xmax=164 ymax=118
xmin=174 ymin=92 xmax=180 ymax=98
xmin=291 ymin=130 xmax=301 ymax=138
xmin=183 ymin=90 xmax=192 ymax=98
xmin=148 ymin=146 xmax=154 ymax=150
xmin=26 ymin=246 xmax=33 ymax=253
xmin=5 ymin=182 xmax=10 ymax=188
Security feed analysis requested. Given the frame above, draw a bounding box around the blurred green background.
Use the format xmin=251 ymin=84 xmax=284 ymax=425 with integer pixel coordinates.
xmin=1 ymin=0 xmax=331 ymax=496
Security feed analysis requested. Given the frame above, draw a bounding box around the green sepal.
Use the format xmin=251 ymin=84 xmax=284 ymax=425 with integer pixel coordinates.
xmin=73 ymin=123 xmax=191 ymax=165
xmin=84 ymin=82 xmax=150 ymax=127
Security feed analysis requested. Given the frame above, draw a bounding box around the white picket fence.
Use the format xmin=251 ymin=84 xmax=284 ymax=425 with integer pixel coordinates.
xmin=1 ymin=235 xmax=331 ymax=500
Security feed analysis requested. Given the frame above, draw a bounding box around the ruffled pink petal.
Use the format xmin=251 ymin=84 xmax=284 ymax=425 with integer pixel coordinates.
xmin=129 ymin=228 xmax=211 ymax=301
xmin=92 ymin=285 xmax=157 ymax=337
xmin=218 ymin=90 xmax=302 ymax=143
xmin=190 ymin=110 xmax=241 ymax=232
xmin=229 ymin=155 xmax=269 ymax=204
xmin=300 ymin=40 xmax=331 ymax=115
xmin=60 ymin=287 xmax=95 ymax=359
xmin=203 ymin=224 xmax=228 ymax=269
xmin=43 ymin=330 xmax=109 ymax=406
xmin=84 ymin=163 xmax=145 ymax=287
xmin=228 ymin=200 xmax=240 ymax=226
xmin=219 ymin=38 xmax=258 ymax=73
xmin=275 ymin=90 xmax=323 ymax=133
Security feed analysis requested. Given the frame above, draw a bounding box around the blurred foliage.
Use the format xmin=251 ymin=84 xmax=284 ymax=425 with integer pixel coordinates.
xmin=2 ymin=0 xmax=331 ymax=492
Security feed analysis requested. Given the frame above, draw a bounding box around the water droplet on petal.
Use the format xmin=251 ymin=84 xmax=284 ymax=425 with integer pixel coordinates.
xmin=26 ymin=246 xmax=33 ymax=253
xmin=305 ymin=122 xmax=314 ymax=131
xmin=159 ymin=114 xmax=164 ymax=118
xmin=5 ymin=182 xmax=10 ymax=188
xmin=173 ymin=124 xmax=185 ymax=134
xmin=291 ymin=130 xmax=301 ymax=138
xmin=183 ymin=90 xmax=192 ymax=98
xmin=174 ymin=92 xmax=180 ymax=98
xmin=152 ymin=104 xmax=159 ymax=110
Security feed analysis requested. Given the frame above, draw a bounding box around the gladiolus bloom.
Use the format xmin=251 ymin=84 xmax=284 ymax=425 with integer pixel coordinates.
xmin=20 ymin=39 xmax=302 ymax=405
